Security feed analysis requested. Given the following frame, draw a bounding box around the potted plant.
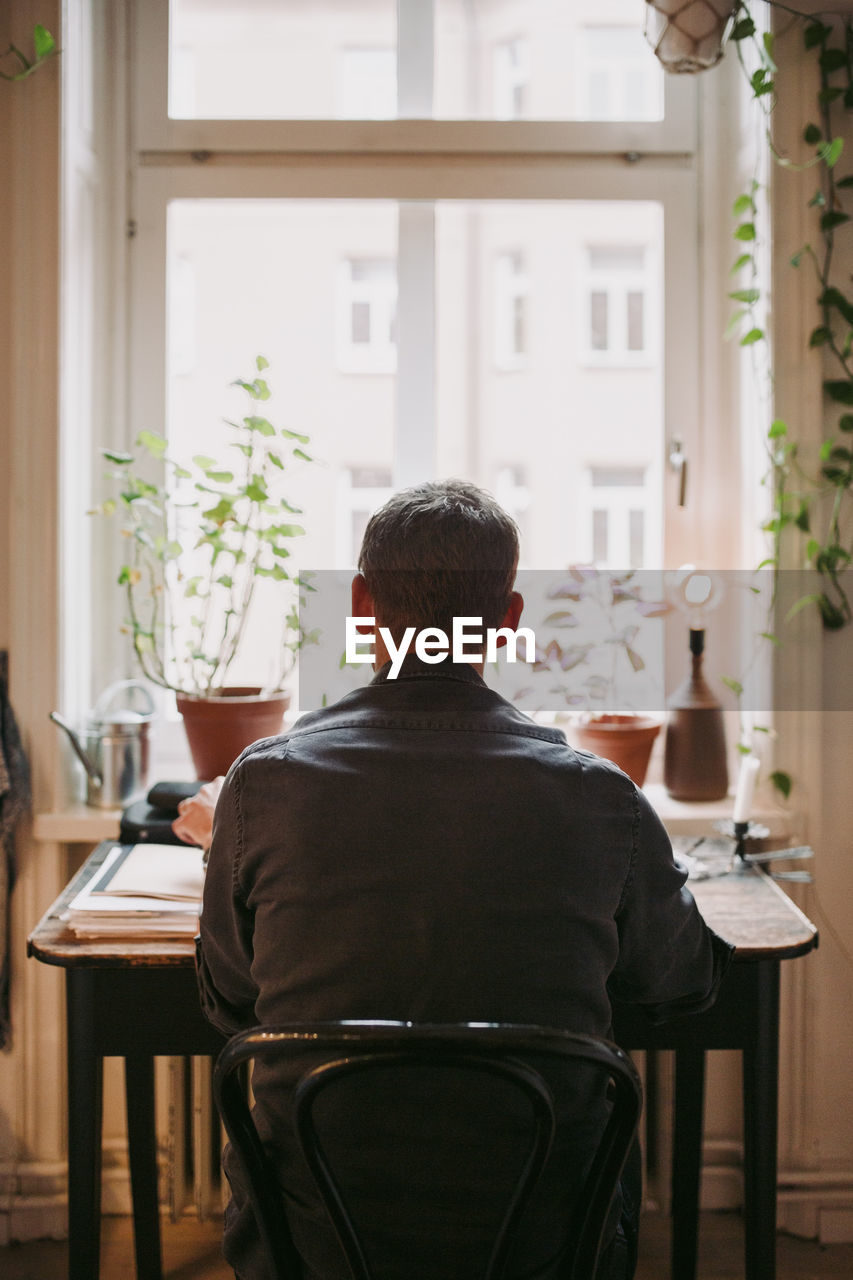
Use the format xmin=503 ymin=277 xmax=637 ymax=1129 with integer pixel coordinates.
xmin=527 ymin=568 xmax=672 ymax=785
xmin=91 ymin=356 xmax=318 ymax=777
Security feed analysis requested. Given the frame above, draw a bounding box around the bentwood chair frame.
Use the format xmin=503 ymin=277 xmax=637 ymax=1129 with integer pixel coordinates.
xmin=213 ymin=1021 xmax=642 ymax=1280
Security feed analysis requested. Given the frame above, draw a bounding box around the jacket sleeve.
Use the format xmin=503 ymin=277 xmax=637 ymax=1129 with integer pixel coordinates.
xmin=195 ymin=762 xmax=260 ymax=1037
xmin=608 ymin=785 xmax=734 ymax=1024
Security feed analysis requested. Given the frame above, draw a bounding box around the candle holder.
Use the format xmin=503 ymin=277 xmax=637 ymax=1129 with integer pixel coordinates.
xmin=713 ymin=818 xmax=770 ymax=862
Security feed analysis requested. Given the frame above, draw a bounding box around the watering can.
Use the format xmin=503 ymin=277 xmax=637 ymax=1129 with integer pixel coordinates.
xmin=50 ymin=680 xmax=156 ymax=808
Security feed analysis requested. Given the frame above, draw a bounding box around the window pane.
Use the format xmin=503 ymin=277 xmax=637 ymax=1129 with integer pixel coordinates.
xmin=627 ymin=290 xmax=645 ymax=351
xmin=164 ymin=198 xmax=663 ymax=683
xmin=168 ymin=0 xmax=663 ymax=122
xmin=590 ymin=292 xmax=608 ymax=351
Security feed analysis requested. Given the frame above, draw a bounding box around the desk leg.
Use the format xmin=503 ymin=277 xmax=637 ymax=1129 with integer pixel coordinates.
xmin=125 ymin=1055 xmax=164 ymax=1280
xmin=66 ymin=970 xmax=103 ymax=1280
xmin=743 ymin=960 xmax=780 ymax=1280
xmin=671 ymin=1046 xmax=705 ymax=1280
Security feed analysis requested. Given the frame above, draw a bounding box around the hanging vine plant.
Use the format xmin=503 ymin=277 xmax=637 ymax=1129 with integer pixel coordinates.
xmin=727 ymin=2 xmax=853 ymax=629
xmin=0 ymin=24 xmax=57 ymax=82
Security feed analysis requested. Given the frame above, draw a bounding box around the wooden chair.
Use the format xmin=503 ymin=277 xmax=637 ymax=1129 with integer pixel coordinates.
xmin=213 ymin=1021 xmax=642 ymax=1280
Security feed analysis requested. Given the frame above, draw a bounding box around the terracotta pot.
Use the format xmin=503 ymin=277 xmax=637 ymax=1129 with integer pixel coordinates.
xmin=176 ymin=687 xmax=290 ymax=780
xmin=572 ymin=714 xmax=662 ymax=787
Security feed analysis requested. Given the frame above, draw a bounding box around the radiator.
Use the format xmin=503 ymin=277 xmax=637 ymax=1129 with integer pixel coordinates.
xmin=166 ymin=1056 xmax=224 ymax=1220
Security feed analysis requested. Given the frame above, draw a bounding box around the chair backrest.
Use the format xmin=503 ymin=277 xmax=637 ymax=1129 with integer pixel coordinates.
xmin=213 ymin=1021 xmax=642 ymax=1280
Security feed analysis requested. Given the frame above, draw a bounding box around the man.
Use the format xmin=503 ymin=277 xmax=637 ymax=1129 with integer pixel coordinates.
xmin=186 ymin=479 xmax=733 ymax=1279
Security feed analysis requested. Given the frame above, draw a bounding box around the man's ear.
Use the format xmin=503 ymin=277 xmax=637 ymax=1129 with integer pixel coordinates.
xmin=351 ymin=574 xmax=375 ymax=634
xmin=493 ymin=591 xmax=524 ymax=647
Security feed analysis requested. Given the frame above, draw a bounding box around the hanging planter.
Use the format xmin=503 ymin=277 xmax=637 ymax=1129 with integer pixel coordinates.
xmin=644 ymin=0 xmax=739 ymax=73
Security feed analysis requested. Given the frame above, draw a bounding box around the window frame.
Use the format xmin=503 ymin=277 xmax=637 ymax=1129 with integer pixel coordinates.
xmin=110 ymin=0 xmax=751 ymax=763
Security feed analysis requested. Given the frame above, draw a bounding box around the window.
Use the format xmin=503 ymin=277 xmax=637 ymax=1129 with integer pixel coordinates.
xmin=493 ymin=38 xmax=529 ymax=120
xmin=580 ymin=466 xmax=657 ymax=570
xmin=337 ymin=257 xmax=398 ymax=373
xmin=580 ymin=26 xmax=663 ymax=121
xmin=584 ymin=244 xmax=657 ymax=365
xmin=493 ymin=251 xmax=528 ymax=368
xmin=86 ymin=0 xmax=746 ymax=749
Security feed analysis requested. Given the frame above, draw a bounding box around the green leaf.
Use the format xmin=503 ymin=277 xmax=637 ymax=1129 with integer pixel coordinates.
xmin=794 ymin=502 xmax=811 ymax=533
xmin=735 ymin=222 xmax=756 ymax=242
xmin=819 ymin=595 xmax=848 ymax=629
xmin=769 ymin=771 xmax=792 ymax=800
xmin=808 ymin=189 xmax=826 ymax=208
xmin=804 ymin=22 xmax=831 ymax=50
xmin=820 ymin=287 xmax=853 ymax=325
xmin=244 ymin=479 xmax=269 ymax=503
xmin=819 ymin=86 xmax=843 ymax=107
xmin=102 ymin=449 xmax=134 ymax=466
xmin=244 ymin=415 xmax=276 ymax=436
xmin=280 ymin=427 xmax=311 ymax=443
xmin=740 ymin=328 xmax=764 ymax=346
xmin=839 ymin=414 xmax=853 ymax=433
xmin=768 ymin=419 xmax=787 ymax=439
xmin=255 ymin=354 xmax=269 ymax=371
xmin=819 ymin=48 xmax=848 ymax=75
xmin=215 ymin=574 xmax=233 ymax=588
xmin=760 ymin=631 xmax=781 ymax=647
xmin=192 ymin=454 xmax=217 ymax=470
xmin=824 ymin=379 xmax=853 ymax=405
xmin=804 ymin=123 xmax=822 ymax=145
xmin=729 ymin=288 xmax=760 ymax=304
xmin=721 ymin=676 xmax=743 ymax=698
xmin=33 ymin=25 xmax=57 ymax=59
xmin=268 ymin=451 xmax=284 ymax=469
xmin=821 ymin=209 xmax=850 ymax=231
xmin=762 ymin=31 xmax=776 ymax=70
xmin=750 ymin=68 xmax=774 ymax=97
xmin=785 ymin=592 xmax=824 ymax=622
xmin=202 ymin=497 xmax=235 ymax=523
xmin=733 ymin=193 xmax=755 ymax=216
xmin=204 ymin=469 xmax=234 ymax=484
xmin=810 ymin=325 xmax=832 ymax=347
xmin=806 ymin=538 xmax=820 ymax=561
xmin=836 ymin=175 xmax=853 ymax=189
xmin=725 ymin=308 xmax=747 ymax=338
xmin=730 ymin=252 xmax=753 ymax=274
xmin=137 ymin=429 xmax=168 ymax=458
xmin=820 ymin=440 xmax=834 ymax=461
xmin=293 ymin=448 xmax=313 ymax=462
xmin=731 ymin=17 xmax=756 ymax=41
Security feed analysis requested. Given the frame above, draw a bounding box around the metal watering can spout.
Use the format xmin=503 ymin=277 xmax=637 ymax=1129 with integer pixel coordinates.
xmin=50 ymin=680 xmax=157 ymax=808
xmin=49 ymin=711 xmax=103 ymax=787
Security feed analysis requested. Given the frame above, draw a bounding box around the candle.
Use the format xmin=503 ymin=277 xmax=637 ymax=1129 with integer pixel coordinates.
xmin=733 ymin=755 xmax=760 ymax=824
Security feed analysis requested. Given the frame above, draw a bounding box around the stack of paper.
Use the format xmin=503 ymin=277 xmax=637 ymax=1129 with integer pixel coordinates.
xmin=62 ymin=843 xmax=205 ymax=938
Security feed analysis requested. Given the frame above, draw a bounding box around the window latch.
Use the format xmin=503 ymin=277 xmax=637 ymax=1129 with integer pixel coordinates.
xmin=668 ymin=438 xmax=687 ymax=507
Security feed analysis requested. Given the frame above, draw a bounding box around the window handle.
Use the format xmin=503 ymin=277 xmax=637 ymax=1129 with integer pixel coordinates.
xmin=668 ymin=438 xmax=688 ymax=507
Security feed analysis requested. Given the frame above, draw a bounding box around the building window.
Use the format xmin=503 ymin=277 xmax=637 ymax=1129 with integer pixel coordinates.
xmin=584 ymin=245 xmax=655 ymax=365
xmin=493 ymin=38 xmax=529 ymax=121
xmin=337 ymin=467 xmax=394 ymax=565
xmin=581 ymin=466 xmax=654 ymax=569
xmin=494 ymin=251 xmax=528 ymax=368
xmin=337 ymin=258 xmax=398 ymax=374
xmin=580 ymin=26 xmax=663 ymax=122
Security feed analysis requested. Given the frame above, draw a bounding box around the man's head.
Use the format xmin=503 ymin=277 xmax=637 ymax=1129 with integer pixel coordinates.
xmin=356 ymin=479 xmax=520 ymax=640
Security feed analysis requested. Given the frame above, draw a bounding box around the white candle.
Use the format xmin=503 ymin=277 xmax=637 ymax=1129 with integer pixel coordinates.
xmin=733 ymin=755 xmax=760 ymax=824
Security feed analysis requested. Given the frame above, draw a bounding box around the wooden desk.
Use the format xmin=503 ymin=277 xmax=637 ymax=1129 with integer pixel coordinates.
xmin=28 ymin=842 xmax=817 ymax=1280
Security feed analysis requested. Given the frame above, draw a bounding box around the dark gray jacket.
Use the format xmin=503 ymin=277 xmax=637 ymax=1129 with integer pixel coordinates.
xmin=197 ymin=657 xmax=732 ymax=1278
